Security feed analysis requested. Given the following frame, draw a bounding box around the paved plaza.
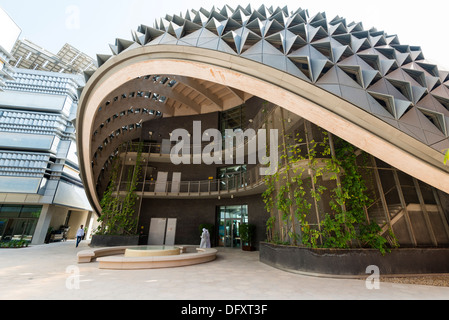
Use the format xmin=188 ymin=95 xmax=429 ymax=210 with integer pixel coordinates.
xmin=1 ymin=240 xmax=449 ymax=300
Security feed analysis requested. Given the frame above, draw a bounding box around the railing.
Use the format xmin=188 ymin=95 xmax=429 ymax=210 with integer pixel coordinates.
xmin=117 ymin=167 xmax=266 ymax=197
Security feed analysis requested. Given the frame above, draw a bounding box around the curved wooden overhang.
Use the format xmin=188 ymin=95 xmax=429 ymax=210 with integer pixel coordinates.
xmin=77 ymin=45 xmax=449 ymax=214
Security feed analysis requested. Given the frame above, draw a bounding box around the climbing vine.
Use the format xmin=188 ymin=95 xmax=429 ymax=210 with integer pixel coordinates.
xmin=262 ymin=116 xmax=392 ymax=254
xmin=321 ymin=138 xmax=390 ymax=253
xmin=96 ymin=142 xmax=143 ymax=236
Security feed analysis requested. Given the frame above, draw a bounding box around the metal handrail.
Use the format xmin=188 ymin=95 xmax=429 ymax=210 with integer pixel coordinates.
xmin=117 ymin=167 xmax=265 ymax=196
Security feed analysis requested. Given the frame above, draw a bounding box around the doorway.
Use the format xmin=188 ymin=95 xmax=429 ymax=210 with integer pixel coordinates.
xmin=217 ymin=205 xmax=248 ymax=248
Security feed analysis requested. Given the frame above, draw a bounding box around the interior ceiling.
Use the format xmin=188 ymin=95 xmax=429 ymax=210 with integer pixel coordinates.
xmin=90 ymin=74 xmax=253 ymax=185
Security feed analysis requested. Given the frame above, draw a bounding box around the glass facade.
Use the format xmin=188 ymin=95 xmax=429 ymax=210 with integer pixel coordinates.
xmin=220 ymin=104 xmax=246 ymax=139
xmin=218 ymin=165 xmax=247 ymax=190
xmin=0 ymin=205 xmax=42 ymax=242
xmin=217 ymin=205 xmax=248 ymax=248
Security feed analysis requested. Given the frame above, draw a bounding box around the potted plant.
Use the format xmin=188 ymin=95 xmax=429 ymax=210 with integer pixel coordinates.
xmin=239 ymin=223 xmax=256 ymax=251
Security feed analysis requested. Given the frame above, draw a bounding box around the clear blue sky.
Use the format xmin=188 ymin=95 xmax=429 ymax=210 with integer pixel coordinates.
xmin=1 ymin=0 xmax=449 ymax=69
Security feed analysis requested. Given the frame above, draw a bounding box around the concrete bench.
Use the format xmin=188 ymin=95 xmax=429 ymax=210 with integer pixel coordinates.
xmin=77 ymin=246 xmax=132 ymax=263
xmin=77 ymin=245 xmax=217 ymax=270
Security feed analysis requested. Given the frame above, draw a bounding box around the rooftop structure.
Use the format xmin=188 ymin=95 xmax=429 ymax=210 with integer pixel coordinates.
xmin=0 ymin=7 xmax=21 ymax=91
xmin=9 ymin=40 xmax=96 ymax=75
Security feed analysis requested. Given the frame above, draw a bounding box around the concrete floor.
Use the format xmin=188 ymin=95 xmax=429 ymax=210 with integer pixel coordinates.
xmin=1 ymin=240 xmax=449 ymax=300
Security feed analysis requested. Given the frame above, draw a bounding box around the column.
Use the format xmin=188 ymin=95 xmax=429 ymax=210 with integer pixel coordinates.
xmin=31 ymin=204 xmax=53 ymax=245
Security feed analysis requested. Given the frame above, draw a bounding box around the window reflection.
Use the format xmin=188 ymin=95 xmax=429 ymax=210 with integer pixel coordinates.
xmin=0 ymin=205 xmax=41 ymax=242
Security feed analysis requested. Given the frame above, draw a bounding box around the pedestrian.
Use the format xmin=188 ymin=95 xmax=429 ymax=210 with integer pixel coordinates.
xmin=76 ymin=225 xmax=84 ymax=248
xmin=200 ymin=228 xmax=211 ymax=248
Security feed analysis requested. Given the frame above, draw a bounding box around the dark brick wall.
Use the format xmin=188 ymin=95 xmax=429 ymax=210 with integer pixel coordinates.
xmin=138 ymin=193 xmax=267 ymax=249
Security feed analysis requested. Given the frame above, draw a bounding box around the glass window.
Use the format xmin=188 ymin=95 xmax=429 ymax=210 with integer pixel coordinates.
xmin=0 ymin=205 xmax=41 ymax=242
xmin=0 ymin=205 xmax=21 ymax=218
xmin=218 ymin=165 xmax=247 ymax=190
xmin=220 ymin=104 xmax=246 ymax=139
xmin=20 ymin=206 xmax=42 ymax=219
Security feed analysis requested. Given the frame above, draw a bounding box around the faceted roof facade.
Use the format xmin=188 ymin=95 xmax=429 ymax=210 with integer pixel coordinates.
xmin=78 ymin=5 xmax=449 ymax=213
xmin=95 ymin=4 xmax=449 ymax=154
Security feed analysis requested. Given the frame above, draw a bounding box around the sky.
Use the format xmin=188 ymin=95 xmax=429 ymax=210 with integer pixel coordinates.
xmin=1 ymin=0 xmax=449 ymax=69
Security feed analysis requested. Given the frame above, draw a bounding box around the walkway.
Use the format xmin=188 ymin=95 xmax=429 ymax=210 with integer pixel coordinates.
xmin=1 ymin=241 xmax=449 ymax=300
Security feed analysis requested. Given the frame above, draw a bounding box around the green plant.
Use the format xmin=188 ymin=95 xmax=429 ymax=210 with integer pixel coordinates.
xmin=262 ymin=115 xmax=391 ymax=254
xmin=323 ymin=138 xmax=390 ymax=253
xmin=265 ymin=215 xmax=276 ymax=242
xmin=0 ymin=240 xmax=29 ymax=248
xmin=96 ymin=142 xmax=143 ymax=236
xmin=239 ymin=223 xmax=256 ymax=247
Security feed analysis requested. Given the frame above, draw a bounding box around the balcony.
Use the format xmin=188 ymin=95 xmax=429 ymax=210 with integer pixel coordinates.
xmin=115 ymin=168 xmax=266 ymax=199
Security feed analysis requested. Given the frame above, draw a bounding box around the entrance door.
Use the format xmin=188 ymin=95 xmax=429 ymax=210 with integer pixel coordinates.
xmin=218 ymin=205 xmax=248 ymax=248
xmin=224 ymin=219 xmax=241 ymax=248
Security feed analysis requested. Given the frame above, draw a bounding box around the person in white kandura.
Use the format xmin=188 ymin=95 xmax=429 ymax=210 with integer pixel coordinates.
xmin=76 ymin=225 xmax=84 ymax=248
xmin=200 ymin=228 xmax=211 ymax=248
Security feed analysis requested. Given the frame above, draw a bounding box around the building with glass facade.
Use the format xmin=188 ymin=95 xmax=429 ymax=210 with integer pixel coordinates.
xmin=76 ymin=5 xmax=449 ymax=251
xmin=0 ymin=7 xmax=96 ymax=245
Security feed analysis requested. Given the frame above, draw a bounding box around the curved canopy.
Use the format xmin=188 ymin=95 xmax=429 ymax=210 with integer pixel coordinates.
xmin=77 ymin=5 xmax=449 ymax=214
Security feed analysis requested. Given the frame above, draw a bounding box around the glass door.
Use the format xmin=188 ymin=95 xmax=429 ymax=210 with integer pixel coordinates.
xmin=224 ymin=219 xmax=242 ymax=248
xmin=218 ymin=205 xmax=248 ymax=248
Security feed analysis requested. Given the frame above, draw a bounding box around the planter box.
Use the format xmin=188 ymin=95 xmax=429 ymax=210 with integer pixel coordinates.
xmin=260 ymin=242 xmax=449 ymax=277
xmin=90 ymin=235 xmax=139 ymax=248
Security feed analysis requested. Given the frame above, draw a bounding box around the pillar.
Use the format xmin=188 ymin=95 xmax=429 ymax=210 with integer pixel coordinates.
xmin=31 ymin=204 xmax=53 ymax=245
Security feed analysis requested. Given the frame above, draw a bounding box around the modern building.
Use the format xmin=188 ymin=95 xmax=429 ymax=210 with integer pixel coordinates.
xmin=0 ymin=7 xmax=97 ymax=245
xmin=0 ymin=7 xmax=21 ymax=91
xmin=9 ymin=39 xmax=96 ymax=75
xmin=76 ymin=5 xmax=449 ymax=250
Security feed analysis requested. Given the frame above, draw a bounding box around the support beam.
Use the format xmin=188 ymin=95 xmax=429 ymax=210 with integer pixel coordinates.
xmin=226 ymin=86 xmax=246 ymax=103
xmin=393 ymin=170 xmax=417 ymax=246
xmin=173 ymin=76 xmax=224 ymax=111
xmin=432 ymin=187 xmax=449 ymax=240
xmin=371 ymin=156 xmax=392 ymax=230
xmin=381 ymin=210 xmax=404 ymax=235
xmin=305 ymin=120 xmax=322 ymax=244
xmin=413 ymin=178 xmax=438 ymax=247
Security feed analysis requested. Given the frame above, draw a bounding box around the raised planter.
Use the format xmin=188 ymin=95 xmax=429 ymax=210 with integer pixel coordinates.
xmin=260 ymin=242 xmax=449 ymax=277
xmin=90 ymin=235 xmax=140 ymax=248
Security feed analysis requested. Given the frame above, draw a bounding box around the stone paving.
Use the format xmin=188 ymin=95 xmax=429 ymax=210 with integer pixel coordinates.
xmin=1 ymin=240 xmax=449 ymax=300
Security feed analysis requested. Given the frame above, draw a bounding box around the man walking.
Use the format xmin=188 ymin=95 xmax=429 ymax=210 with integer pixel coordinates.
xmin=76 ymin=225 xmax=85 ymax=248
